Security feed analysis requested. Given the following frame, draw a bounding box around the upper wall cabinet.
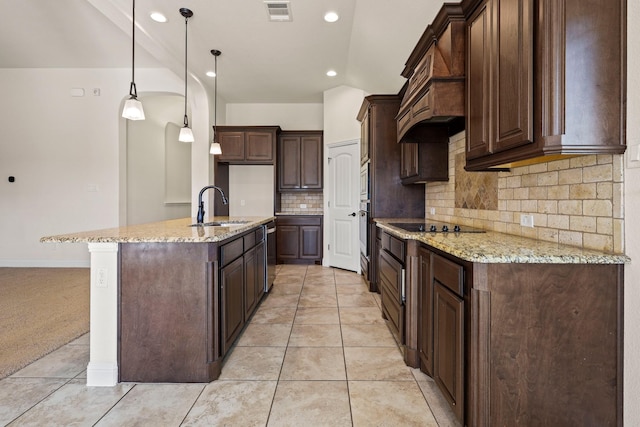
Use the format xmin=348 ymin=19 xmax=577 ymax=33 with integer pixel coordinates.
xmin=396 ymin=4 xmax=466 ymax=142
xmin=463 ymin=0 xmax=626 ymax=171
xmin=278 ymin=131 xmax=323 ymax=191
xmin=216 ymin=126 xmax=280 ymax=164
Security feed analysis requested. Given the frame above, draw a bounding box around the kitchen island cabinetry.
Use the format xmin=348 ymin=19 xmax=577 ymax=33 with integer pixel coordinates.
xmin=216 ymin=126 xmax=280 ymax=164
xmin=276 ymin=215 xmax=322 ymax=264
xmin=375 ymin=220 xmax=625 ymax=426
xmin=278 ymin=131 xmax=323 ymax=191
xmin=42 ymin=216 xmax=273 ymax=386
xmin=463 ymin=0 xmax=626 ymax=170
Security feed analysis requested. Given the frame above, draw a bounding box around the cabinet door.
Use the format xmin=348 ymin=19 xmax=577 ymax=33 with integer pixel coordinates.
xmin=221 ymin=256 xmax=245 ymax=354
xmin=276 ymin=225 xmax=300 ymax=260
xmin=466 ymin=0 xmax=492 ymax=159
xmin=278 ymin=136 xmax=301 ymax=190
xmin=255 ymin=240 xmax=266 ymax=302
xmin=300 ymin=225 xmax=322 ymax=259
xmin=466 ymin=0 xmax=534 ymax=160
xmin=492 ymin=0 xmax=533 ymax=153
xmin=246 ymin=131 xmax=275 ymax=162
xmin=433 ymin=282 xmax=464 ymax=423
xmin=418 ymin=247 xmax=433 ymax=376
xmin=400 ymin=143 xmax=418 ymax=179
xmin=244 ymin=245 xmax=258 ymax=320
xmin=360 ymin=110 xmax=370 ymax=164
xmin=300 ymin=135 xmax=322 ymax=189
xmin=218 ymin=132 xmax=245 ymax=162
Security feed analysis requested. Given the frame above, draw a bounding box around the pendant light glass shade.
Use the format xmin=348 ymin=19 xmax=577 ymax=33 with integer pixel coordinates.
xmin=179 ymin=8 xmax=193 ymax=142
xmin=122 ymin=96 xmax=145 ymax=120
xmin=209 ymin=142 xmax=222 ymax=154
xmin=179 ymin=126 xmax=195 ymax=143
xmin=122 ymin=0 xmax=145 ymax=120
xmin=209 ymin=49 xmax=222 ymax=155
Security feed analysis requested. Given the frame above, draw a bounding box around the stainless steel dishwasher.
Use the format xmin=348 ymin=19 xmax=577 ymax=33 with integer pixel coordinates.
xmin=265 ymin=221 xmax=276 ymax=292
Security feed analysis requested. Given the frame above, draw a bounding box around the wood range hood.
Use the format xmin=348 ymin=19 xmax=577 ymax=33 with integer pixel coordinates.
xmin=396 ymin=4 xmax=465 ymax=143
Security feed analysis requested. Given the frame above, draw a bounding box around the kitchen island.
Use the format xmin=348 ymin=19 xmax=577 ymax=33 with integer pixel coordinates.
xmin=375 ymin=218 xmax=628 ymax=426
xmin=41 ymin=216 xmax=274 ymax=386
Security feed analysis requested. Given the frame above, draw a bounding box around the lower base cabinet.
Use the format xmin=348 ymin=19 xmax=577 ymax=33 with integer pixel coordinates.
xmin=409 ymin=241 xmax=623 ymax=426
xmin=276 ymin=215 xmax=322 ymax=264
xmin=119 ymin=226 xmax=267 ymax=383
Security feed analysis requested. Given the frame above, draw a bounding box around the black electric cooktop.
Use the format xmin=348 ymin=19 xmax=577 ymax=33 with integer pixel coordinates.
xmin=389 ymin=221 xmax=485 ymax=233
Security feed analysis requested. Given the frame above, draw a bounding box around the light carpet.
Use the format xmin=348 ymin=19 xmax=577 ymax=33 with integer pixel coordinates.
xmin=0 ymin=268 xmax=90 ymax=379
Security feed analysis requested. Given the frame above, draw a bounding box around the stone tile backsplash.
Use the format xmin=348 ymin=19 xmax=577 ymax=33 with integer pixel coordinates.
xmin=425 ymin=132 xmax=624 ymax=253
xmin=279 ymin=192 xmax=324 ymax=214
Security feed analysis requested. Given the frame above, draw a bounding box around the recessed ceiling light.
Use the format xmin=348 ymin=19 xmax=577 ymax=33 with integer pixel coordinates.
xmin=206 ymin=71 xmax=217 ymax=77
xmin=324 ymin=11 xmax=339 ymax=23
xmin=326 ymin=70 xmax=337 ymax=77
xmin=150 ymin=12 xmax=167 ymax=23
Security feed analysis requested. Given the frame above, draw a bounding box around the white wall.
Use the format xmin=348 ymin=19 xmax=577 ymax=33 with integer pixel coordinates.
xmin=0 ymin=67 xmax=202 ymax=266
xmin=624 ymin=2 xmax=640 ymax=424
xmin=126 ymin=95 xmax=192 ymax=225
xmin=225 ymin=103 xmax=323 ymax=130
xmin=322 ymin=85 xmax=366 ymax=144
xmin=228 ymin=165 xmax=274 ymax=217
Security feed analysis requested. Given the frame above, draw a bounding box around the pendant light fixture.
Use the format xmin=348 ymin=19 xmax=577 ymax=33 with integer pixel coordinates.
xmin=178 ymin=7 xmax=194 ymax=143
xmin=209 ymin=49 xmax=222 ymax=155
xmin=122 ymin=0 xmax=145 ymax=120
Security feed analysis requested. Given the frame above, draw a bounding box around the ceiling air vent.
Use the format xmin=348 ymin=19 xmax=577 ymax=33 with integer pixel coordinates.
xmin=264 ymin=1 xmax=292 ymax=22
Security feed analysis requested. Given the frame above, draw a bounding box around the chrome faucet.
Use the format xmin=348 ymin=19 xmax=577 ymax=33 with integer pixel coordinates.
xmin=196 ymin=185 xmax=229 ymax=223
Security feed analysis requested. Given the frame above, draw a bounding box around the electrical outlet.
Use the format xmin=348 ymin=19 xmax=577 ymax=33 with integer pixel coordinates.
xmin=300 ymin=204 xmax=307 ymax=209
xmin=520 ymin=214 xmax=534 ymax=228
xmin=240 ymin=199 xmax=246 ymax=206
xmin=96 ymin=268 xmax=108 ymax=288
xmin=429 ymin=207 xmax=436 ymax=215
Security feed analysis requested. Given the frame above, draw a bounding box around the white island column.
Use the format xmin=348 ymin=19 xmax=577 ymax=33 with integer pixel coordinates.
xmin=86 ymin=242 xmax=119 ymax=386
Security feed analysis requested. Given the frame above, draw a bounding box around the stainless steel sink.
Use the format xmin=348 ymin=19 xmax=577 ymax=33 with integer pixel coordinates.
xmin=189 ymin=220 xmax=251 ymax=227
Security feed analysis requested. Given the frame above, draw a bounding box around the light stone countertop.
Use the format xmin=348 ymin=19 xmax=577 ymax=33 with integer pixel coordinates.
xmin=376 ymin=219 xmax=630 ymax=264
xmin=275 ymin=212 xmax=323 ymax=216
xmin=40 ymin=216 xmax=274 ymax=244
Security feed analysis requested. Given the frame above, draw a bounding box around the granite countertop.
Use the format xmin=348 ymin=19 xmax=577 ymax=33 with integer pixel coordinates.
xmin=376 ymin=219 xmax=630 ymax=264
xmin=40 ymin=216 xmax=274 ymax=244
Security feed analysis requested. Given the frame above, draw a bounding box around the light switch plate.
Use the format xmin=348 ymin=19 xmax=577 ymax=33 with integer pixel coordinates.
xmin=626 ymin=143 xmax=640 ymax=169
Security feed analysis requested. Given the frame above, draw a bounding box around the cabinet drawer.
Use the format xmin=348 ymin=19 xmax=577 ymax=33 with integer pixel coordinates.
xmin=243 ymin=232 xmax=256 ymax=251
xmin=220 ymin=237 xmax=243 ymax=267
xmin=255 ymin=226 xmax=265 ymax=243
xmin=277 ymin=216 xmax=322 ymax=226
xmin=379 ymin=249 xmax=403 ymax=302
xmin=432 ymin=253 xmax=463 ymax=297
xmin=381 ymin=232 xmax=405 ymax=262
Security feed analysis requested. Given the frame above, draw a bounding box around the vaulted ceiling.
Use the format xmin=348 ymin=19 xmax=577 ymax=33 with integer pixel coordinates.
xmin=0 ymin=0 xmax=443 ymax=103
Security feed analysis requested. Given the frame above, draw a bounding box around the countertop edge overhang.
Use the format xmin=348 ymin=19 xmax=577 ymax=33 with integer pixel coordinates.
xmin=40 ymin=216 xmax=275 ymax=244
xmin=376 ymin=218 xmax=630 ymax=264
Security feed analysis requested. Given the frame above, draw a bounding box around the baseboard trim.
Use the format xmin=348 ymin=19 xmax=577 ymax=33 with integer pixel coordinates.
xmin=0 ymin=260 xmax=90 ymax=268
xmin=86 ymin=362 xmax=119 ymax=387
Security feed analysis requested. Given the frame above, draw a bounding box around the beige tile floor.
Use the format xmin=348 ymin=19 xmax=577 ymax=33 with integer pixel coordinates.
xmin=0 ymin=265 xmax=460 ymax=426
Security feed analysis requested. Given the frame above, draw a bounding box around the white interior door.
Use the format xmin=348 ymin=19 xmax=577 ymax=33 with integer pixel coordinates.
xmin=326 ymin=141 xmax=360 ymax=272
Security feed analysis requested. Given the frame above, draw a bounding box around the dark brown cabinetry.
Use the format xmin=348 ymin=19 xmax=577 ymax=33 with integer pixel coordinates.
xmin=220 ymin=228 xmax=266 ymax=354
xmin=378 ymin=229 xmax=406 ymax=344
xmin=463 ymin=0 xmax=626 ymax=170
xmin=357 ymin=95 xmax=424 ymax=291
xmin=417 ymin=246 xmax=433 ymax=377
xmin=216 ymin=126 xmax=280 ymax=164
xmin=397 ymin=233 xmax=623 ymax=426
xmin=431 ymin=253 xmax=464 ymax=423
xmin=396 ymin=4 xmax=465 ymax=141
xmin=119 ymin=226 xmax=267 ymax=383
xmin=276 ymin=215 xmax=322 ymax=264
xmin=278 ymin=131 xmax=323 ymax=191
xmin=399 ymin=126 xmax=450 ymax=184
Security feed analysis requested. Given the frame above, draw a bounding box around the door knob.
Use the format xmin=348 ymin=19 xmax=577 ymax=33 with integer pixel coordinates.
xmin=349 ymin=212 xmax=356 ymax=217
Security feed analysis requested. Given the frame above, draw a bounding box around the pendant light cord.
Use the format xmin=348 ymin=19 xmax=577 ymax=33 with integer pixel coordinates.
xmin=129 ymin=0 xmax=137 ymax=98
xmin=183 ymin=12 xmax=189 ymax=127
xmin=214 ymin=53 xmax=217 ymax=134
